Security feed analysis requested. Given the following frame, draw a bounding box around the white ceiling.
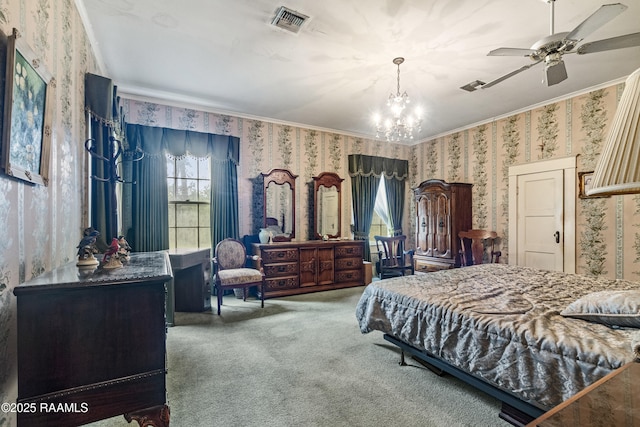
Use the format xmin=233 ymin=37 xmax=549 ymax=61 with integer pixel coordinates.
xmin=77 ymin=0 xmax=640 ymax=144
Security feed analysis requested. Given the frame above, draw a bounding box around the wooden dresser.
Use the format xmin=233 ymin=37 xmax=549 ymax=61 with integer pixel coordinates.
xmin=13 ymin=251 xmax=172 ymax=427
xmin=414 ymin=179 xmax=473 ymax=272
xmin=252 ymin=240 xmax=365 ymax=298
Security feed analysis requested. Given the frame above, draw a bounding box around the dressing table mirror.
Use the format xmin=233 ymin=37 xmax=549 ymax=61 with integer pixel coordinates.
xmin=313 ymin=172 xmax=343 ymax=240
xmin=262 ymin=168 xmax=297 ymax=242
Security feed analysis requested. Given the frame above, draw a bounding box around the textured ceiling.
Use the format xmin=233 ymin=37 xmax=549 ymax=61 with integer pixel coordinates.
xmin=77 ymin=0 xmax=640 ymax=144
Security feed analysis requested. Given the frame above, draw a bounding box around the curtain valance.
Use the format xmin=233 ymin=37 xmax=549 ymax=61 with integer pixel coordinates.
xmin=85 ymin=73 xmax=122 ymax=131
xmin=125 ymin=123 xmax=239 ymax=164
xmin=348 ymin=154 xmax=408 ymax=180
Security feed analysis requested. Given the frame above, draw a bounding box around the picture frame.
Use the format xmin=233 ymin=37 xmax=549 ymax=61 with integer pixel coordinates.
xmin=578 ymin=171 xmax=608 ymax=199
xmin=1 ymin=28 xmax=55 ymax=186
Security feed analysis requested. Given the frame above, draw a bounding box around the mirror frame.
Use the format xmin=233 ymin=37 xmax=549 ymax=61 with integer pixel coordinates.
xmin=262 ymin=168 xmax=297 ymax=241
xmin=313 ymin=172 xmax=344 ymax=240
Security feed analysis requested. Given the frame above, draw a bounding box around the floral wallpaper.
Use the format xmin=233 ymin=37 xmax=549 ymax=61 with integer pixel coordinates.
xmin=447 ymin=132 xmax=461 ymax=183
xmin=500 ymin=116 xmax=521 ymax=259
xmin=579 ymin=90 xmax=609 ymax=276
xmin=537 ymin=103 xmax=560 ymax=159
xmin=472 ymin=125 xmax=489 ymax=230
xmin=0 ymin=0 xmax=98 ymax=424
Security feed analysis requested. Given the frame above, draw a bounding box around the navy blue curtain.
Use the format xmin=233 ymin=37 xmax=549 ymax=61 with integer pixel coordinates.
xmin=122 ymin=124 xmax=239 ymax=252
xmin=85 ymin=73 xmax=124 ymax=250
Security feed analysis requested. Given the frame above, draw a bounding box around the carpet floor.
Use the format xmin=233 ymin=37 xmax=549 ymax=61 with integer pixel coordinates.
xmin=89 ymin=286 xmax=510 ymax=427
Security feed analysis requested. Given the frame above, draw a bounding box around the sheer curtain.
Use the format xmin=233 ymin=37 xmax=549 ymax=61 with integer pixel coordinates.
xmin=121 ymin=124 xmax=239 ymax=252
xmin=373 ymin=179 xmax=390 ymax=233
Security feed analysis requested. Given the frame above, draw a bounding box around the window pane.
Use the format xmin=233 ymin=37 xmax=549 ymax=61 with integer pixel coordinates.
xmin=199 ymin=227 xmax=211 ymax=249
xmin=176 ymin=228 xmax=198 ymax=248
xmin=167 ymin=178 xmax=175 ymax=200
xmin=175 ymin=157 xmax=198 ymax=179
xmin=198 ymin=180 xmax=211 ymax=202
xmin=168 ymin=204 xmax=176 ymax=227
xmin=175 ymin=178 xmax=198 ymax=201
xmin=198 ymin=158 xmax=210 ymax=179
xmin=199 ymin=204 xmax=210 ymax=226
xmin=166 ymin=158 xmax=175 ymax=177
xmin=176 ymin=204 xmax=199 ymax=227
xmin=169 ymin=229 xmax=176 ymax=249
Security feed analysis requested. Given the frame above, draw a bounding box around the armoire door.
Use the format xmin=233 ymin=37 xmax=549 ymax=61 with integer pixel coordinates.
xmin=433 ymin=192 xmax=452 ymax=258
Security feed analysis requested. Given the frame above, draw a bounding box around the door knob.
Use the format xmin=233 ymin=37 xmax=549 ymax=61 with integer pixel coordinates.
xmin=554 ymin=231 xmax=560 ymax=244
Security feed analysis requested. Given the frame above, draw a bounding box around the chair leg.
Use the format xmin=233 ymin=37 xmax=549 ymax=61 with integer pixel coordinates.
xmin=260 ymin=282 xmax=265 ymax=308
xmin=217 ymin=285 xmax=222 ymax=315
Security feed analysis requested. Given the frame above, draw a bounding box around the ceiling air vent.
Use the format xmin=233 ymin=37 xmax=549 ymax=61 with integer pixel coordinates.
xmin=271 ymin=6 xmax=309 ymax=34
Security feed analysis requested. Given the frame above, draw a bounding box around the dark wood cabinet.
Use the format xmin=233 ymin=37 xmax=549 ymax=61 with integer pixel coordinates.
xmin=414 ymin=179 xmax=472 ymax=272
xmin=253 ymin=240 xmax=364 ymax=298
xmin=169 ymin=248 xmax=211 ymax=313
xmin=13 ymin=252 xmax=172 ymax=427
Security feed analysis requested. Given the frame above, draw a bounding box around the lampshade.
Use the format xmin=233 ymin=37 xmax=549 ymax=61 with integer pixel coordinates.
xmin=587 ymin=67 xmax=640 ymax=196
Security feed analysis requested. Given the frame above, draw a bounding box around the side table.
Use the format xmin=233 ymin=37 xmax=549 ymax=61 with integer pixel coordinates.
xmin=526 ymin=361 xmax=640 ymax=427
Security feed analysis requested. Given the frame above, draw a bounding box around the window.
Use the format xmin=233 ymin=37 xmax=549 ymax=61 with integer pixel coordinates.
xmin=166 ymin=155 xmax=211 ymax=249
xmin=369 ymin=178 xmax=391 ymax=242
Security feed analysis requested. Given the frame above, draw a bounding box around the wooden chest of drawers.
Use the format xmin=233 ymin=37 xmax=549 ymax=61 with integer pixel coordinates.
xmin=253 ymin=240 xmax=365 ymax=298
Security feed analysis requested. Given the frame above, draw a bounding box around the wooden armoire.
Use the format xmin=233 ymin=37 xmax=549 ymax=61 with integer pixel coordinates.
xmin=414 ymin=179 xmax=473 ymax=272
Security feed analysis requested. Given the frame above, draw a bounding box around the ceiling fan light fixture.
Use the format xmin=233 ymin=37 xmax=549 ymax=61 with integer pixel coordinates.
xmin=544 ymin=59 xmax=568 ymax=86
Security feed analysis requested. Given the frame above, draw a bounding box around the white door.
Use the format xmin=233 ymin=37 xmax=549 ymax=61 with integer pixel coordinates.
xmin=517 ymin=170 xmax=564 ymax=271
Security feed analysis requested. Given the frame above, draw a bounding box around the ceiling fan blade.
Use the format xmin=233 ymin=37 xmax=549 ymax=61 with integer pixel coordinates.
xmin=577 ymin=32 xmax=640 ymax=54
xmin=545 ymin=60 xmax=568 ymax=86
xmin=488 ymin=47 xmax=537 ymax=57
xmin=481 ymin=59 xmax=543 ymax=89
xmin=565 ymin=3 xmax=627 ymax=42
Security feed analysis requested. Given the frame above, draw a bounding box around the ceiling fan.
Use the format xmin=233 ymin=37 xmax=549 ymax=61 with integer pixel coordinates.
xmin=461 ymin=1 xmax=640 ymax=91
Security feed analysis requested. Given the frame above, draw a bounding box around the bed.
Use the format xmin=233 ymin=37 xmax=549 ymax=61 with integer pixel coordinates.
xmin=355 ymin=263 xmax=640 ymax=425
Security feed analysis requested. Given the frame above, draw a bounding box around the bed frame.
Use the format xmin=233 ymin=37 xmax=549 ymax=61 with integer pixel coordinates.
xmin=383 ymin=334 xmax=547 ymax=426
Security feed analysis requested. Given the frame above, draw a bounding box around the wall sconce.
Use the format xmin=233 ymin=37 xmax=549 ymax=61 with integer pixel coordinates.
xmin=588 ymin=67 xmax=640 ymax=196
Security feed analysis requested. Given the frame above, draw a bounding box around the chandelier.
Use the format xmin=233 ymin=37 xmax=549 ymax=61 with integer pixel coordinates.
xmin=374 ymin=57 xmax=422 ymax=142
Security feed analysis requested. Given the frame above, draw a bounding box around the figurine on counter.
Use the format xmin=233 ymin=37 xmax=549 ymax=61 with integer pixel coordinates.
xmin=117 ymin=235 xmax=132 ymax=261
xmin=102 ymin=237 xmax=123 ymax=269
xmin=76 ymin=227 xmax=100 ymax=267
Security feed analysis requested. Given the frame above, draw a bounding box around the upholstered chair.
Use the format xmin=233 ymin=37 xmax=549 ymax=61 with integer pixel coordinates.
xmin=213 ymin=238 xmax=265 ymax=315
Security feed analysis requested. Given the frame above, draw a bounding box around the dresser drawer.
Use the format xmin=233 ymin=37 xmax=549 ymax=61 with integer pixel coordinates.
xmin=263 ymin=262 xmax=298 ymax=277
xmin=261 ymin=248 xmax=299 ymax=264
xmin=265 ymin=276 xmax=299 ymax=291
xmin=335 ymin=269 xmax=362 ymax=283
xmin=335 ymin=244 xmax=363 ymax=259
xmin=335 ymin=257 xmax=361 ymax=271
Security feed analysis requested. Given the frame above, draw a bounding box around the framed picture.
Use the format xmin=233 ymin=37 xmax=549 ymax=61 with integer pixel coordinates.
xmin=1 ymin=28 xmax=55 ymax=186
xmin=579 ymin=171 xmax=608 ymax=199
